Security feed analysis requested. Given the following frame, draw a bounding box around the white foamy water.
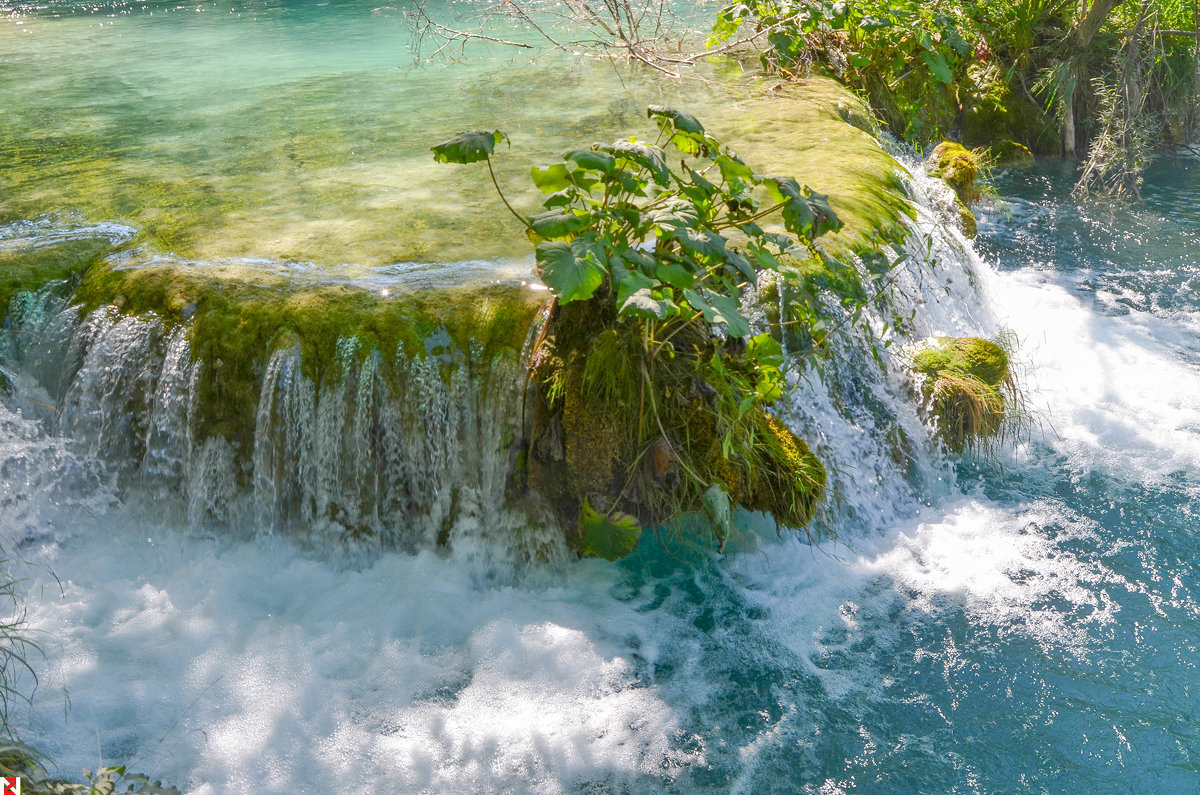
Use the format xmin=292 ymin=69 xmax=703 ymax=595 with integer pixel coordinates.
xmin=14 ymin=527 xmax=702 ymax=793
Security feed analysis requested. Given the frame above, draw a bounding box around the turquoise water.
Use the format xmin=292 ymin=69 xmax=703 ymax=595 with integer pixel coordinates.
xmin=2 ymin=1 xmax=1200 ymax=792
xmin=0 ymin=0 xmax=734 ymax=266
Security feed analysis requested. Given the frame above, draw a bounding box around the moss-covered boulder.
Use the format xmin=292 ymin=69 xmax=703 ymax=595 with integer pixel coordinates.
xmin=927 ymin=141 xmax=984 ymax=204
xmin=926 ymin=141 xmax=986 ymax=238
xmin=909 ymin=336 xmax=1016 ymax=455
xmin=0 ymin=224 xmax=133 ymax=318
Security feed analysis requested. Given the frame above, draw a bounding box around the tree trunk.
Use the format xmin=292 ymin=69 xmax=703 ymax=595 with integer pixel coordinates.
xmin=1060 ymin=0 xmax=1128 ymax=155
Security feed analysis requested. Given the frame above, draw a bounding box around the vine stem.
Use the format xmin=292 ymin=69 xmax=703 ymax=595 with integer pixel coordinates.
xmin=488 ymin=158 xmax=531 ymax=230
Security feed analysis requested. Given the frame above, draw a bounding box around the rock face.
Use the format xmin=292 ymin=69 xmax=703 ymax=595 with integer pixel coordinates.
xmin=909 ymin=336 xmax=1015 ymax=455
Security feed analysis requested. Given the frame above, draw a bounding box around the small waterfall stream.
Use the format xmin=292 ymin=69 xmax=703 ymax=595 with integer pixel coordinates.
xmin=1 ymin=157 xmax=1198 ymax=791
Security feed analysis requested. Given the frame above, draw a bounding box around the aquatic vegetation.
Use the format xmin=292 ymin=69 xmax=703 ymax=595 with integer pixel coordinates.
xmin=908 ymin=335 xmax=1024 ymax=456
xmin=434 ymin=106 xmax=856 ymax=555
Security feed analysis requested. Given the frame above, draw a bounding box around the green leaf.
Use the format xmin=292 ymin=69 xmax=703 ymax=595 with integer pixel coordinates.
xmin=654 ymin=261 xmax=696 ymax=289
xmin=431 ymin=130 xmax=509 ymax=164
xmin=537 ymin=239 xmax=606 ymax=303
xmin=683 ymin=289 xmax=751 ymax=337
xmin=647 ymin=105 xmax=705 ymax=135
xmin=672 ymin=227 xmax=728 ymax=262
xmin=747 ymin=333 xmax=785 ymax=368
xmin=612 ymin=261 xmax=655 ymax=306
xmin=598 ymin=140 xmax=670 ymax=185
xmin=726 ymin=249 xmax=756 ymax=282
xmin=620 ymin=287 xmax=675 ymax=320
xmin=805 ymin=189 xmax=843 ymax=237
xmin=529 ymin=208 xmax=590 ymax=239
xmin=716 ymin=153 xmax=755 ymax=182
xmin=531 ymin=164 xmax=572 ymax=193
xmin=650 ymin=199 xmax=701 ymax=232
xmin=564 ymin=148 xmax=616 ymax=174
xmin=618 ymin=246 xmax=658 ymax=272
xmin=705 ymin=291 xmax=751 ymax=337
xmin=755 ymin=372 xmax=783 ymax=403
xmin=921 ymin=49 xmax=953 ymax=84
xmin=579 ymin=501 xmax=643 ymax=561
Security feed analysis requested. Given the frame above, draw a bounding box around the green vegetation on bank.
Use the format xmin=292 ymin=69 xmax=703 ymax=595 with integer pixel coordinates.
xmin=711 ymin=0 xmax=1199 ymax=195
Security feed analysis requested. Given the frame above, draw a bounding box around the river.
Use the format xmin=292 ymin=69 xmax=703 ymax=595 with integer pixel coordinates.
xmin=2 ymin=1 xmax=1200 ymax=792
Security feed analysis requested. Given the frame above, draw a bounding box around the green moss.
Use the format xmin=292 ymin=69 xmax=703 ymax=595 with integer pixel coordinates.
xmin=73 ymin=259 xmax=545 ymax=459
xmin=737 ymin=413 xmax=827 ymax=532
xmin=955 ymin=197 xmax=979 ymax=239
xmin=927 ymin=141 xmax=984 ymax=205
xmin=0 ymin=235 xmax=122 ymax=317
xmin=714 ymin=77 xmax=914 ymax=259
xmin=910 ymin=336 xmax=1016 ymax=454
xmin=525 ymin=300 xmax=829 ymax=557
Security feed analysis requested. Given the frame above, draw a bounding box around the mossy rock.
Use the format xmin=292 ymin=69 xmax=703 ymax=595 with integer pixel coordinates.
xmin=927 ymin=141 xmax=983 ymax=205
xmin=735 ymin=413 xmax=826 ymax=531
xmin=525 ymin=303 xmax=828 ymax=558
xmin=0 ymin=228 xmax=130 ymax=319
xmin=910 ymin=336 xmax=1013 ymax=454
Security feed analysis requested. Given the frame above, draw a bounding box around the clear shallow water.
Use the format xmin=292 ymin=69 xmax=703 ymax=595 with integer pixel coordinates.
xmin=0 ymin=0 xmax=739 ymax=268
xmin=4 ymin=3 xmax=1200 ymax=792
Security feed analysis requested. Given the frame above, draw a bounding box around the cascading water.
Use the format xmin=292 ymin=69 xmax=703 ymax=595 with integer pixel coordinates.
xmin=4 ymin=8 xmax=1200 ymax=793
xmin=1 ymin=152 xmax=1169 ymax=792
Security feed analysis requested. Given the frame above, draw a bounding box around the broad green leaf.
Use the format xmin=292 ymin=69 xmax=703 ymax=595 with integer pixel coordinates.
xmin=806 ymin=189 xmax=843 ymax=237
xmin=671 ymin=227 xmax=728 ymax=262
xmin=618 ymin=246 xmax=658 ymax=272
xmin=620 ymin=287 xmax=674 ymax=320
xmin=756 ymin=372 xmax=783 ymax=403
xmin=530 ymin=208 xmax=590 ymax=239
xmin=921 ymin=49 xmax=953 ymax=84
xmin=716 ymin=153 xmax=754 ymax=182
xmin=765 ymin=176 xmax=802 ymax=203
xmin=612 ymin=261 xmax=656 ymax=307
xmin=647 ymin=105 xmax=705 ymax=135
xmin=431 ymin=130 xmax=508 ymax=164
xmin=650 ymin=198 xmax=700 ymax=232
xmin=531 ymin=164 xmax=572 ymax=193
xmin=598 ymin=141 xmax=670 ymax=185
xmin=726 ymin=249 xmax=756 ymax=282
xmin=654 ymin=261 xmax=696 ymax=289
xmin=537 ymin=239 xmax=605 ymax=303
xmin=683 ymin=289 xmax=751 ymax=337
xmin=751 ymin=244 xmax=782 ymax=271
xmin=564 ymin=148 xmax=616 ymax=174
xmin=747 ymin=333 xmax=785 ymax=368
xmin=579 ymin=501 xmax=643 ymax=561
xmin=782 ymin=197 xmax=815 ymax=237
